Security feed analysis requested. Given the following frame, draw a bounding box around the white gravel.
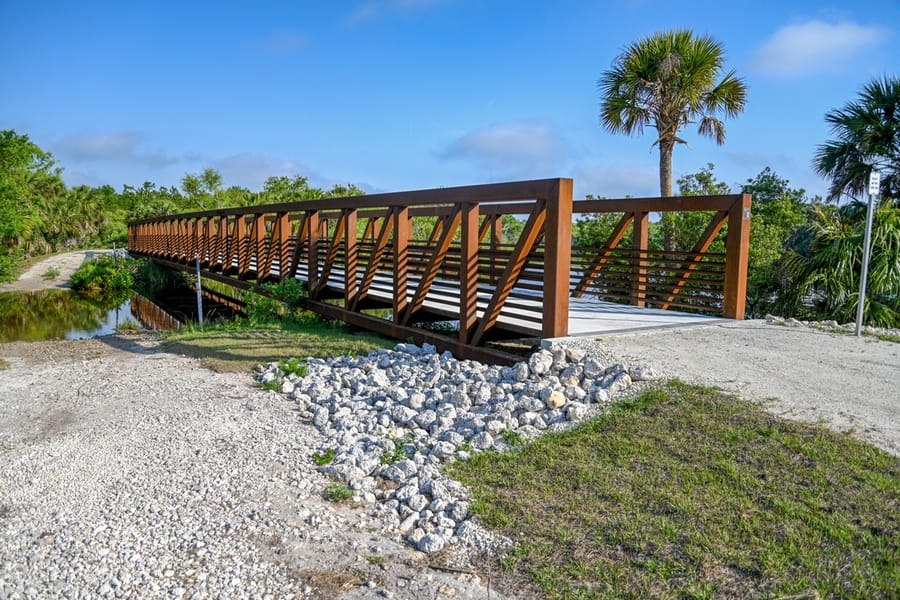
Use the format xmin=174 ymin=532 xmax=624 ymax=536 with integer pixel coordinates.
xmin=2 ymin=314 xmax=897 ymax=599
xmin=0 ymin=335 xmax=511 ymax=599
xmin=577 ymin=319 xmax=900 ymax=456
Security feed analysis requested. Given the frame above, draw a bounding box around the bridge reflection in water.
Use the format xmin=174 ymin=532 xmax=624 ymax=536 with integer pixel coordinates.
xmin=128 ymin=178 xmax=751 ymax=363
xmin=130 ymin=288 xmax=244 ymax=331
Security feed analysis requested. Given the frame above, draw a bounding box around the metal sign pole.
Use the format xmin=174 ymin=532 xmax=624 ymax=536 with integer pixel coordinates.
xmin=195 ymin=253 xmax=204 ymax=328
xmin=855 ymin=171 xmax=880 ymax=336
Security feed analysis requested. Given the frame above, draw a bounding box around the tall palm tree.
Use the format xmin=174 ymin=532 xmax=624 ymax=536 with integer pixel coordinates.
xmin=814 ymin=76 xmax=899 ymax=203
xmin=599 ymin=30 xmax=747 ymax=249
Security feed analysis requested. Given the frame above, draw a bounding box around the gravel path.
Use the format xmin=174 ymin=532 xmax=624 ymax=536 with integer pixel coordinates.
xmin=0 ymin=250 xmax=113 ymax=293
xmin=585 ymin=320 xmax=900 ymax=456
xmin=0 ymin=335 xmax=507 ymax=599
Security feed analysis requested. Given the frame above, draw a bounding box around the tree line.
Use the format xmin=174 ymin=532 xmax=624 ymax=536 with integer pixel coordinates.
xmin=0 ymin=129 xmax=364 ymax=281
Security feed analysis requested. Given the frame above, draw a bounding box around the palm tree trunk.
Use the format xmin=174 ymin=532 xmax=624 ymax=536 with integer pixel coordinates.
xmin=659 ymin=140 xmax=676 ymax=251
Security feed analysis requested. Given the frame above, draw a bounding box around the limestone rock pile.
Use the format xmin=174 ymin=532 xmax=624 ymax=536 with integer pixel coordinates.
xmin=257 ymin=342 xmax=660 ymax=553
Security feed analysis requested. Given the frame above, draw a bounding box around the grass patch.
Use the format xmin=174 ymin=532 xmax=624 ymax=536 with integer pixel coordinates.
xmin=323 ymin=483 xmax=354 ymax=502
xmin=41 ymin=266 xmax=61 ymax=281
xmin=160 ymin=321 xmax=391 ymax=372
xmin=448 ymin=381 xmax=900 ymax=599
xmin=0 ymin=358 xmax=8 ymax=370
xmin=501 ymin=428 xmax=525 ymax=447
xmin=258 ymin=379 xmax=282 ymax=392
xmin=312 ymin=448 xmax=335 ymax=466
xmin=867 ymin=331 xmax=900 ymax=344
xmin=380 ymin=437 xmax=415 ymax=465
xmin=114 ymin=317 xmax=141 ymax=332
xmin=279 ymin=356 xmax=308 ymax=378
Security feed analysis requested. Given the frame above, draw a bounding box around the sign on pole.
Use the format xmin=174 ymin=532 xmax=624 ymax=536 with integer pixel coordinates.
xmin=868 ymin=171 xmax=881 ymax=196
xmin=855 ymin=171 xmax=880 ymax=336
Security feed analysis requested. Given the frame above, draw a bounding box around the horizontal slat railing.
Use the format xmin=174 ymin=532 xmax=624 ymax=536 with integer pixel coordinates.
xmin=128 ymin=182 xmax=750 ymax=359
xmin=128 ymin=178 xmax=574 ymax=362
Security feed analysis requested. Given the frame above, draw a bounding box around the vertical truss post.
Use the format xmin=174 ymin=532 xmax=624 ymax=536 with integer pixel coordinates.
xmin=236 ymin=216 xmax=249 ymax=276
xmin=344 ymin=209 xmax=358 ymax=307
xmin=542 ymin=178 xmax=573 ymax=338
xmin=307 ymin=211 xmax=320 ymax=299
xmin=490 ymin=215 xmax=503 ymax=284
xmin=631 ymin=211 xmax=649 ymax=307
xmin=459 ymin=203 xmax=480 ymax=343
xmin=393 ymin=207 xmax=410 ymax=323
xmin=274 ymin=212 xmax=291 ymax=280
xmin=216 ymin=216 xmax=228 ymax=269
xmin=724 ymin=194 xmax=751 ymax=319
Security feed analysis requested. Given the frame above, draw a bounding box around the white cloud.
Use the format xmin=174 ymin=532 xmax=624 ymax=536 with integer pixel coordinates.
xmin=347 ymin=0 xmax=445 ymax=24
xmin=442 ymin=120 xmax=570 ymax=178
xmin=56 ymin=131 xmax=176 ymax=167
xmin=212 ymin=153 xmax=319 ymax=190
xmin=752 ymin=20 xmax=890 ymax=77
xmin=255 ymin=31 xmax=309 ymax=54
xmin=571 ymin=164 xmax=659 ymax=199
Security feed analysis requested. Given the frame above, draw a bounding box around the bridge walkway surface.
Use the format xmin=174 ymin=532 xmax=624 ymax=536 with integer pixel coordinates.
xmin=128 ymin=178 xmax=749 ymax=363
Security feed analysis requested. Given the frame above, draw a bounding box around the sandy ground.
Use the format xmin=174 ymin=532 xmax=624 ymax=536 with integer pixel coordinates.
xmin=596 ymin=320 xmax=900 ymax=456
xmin=0 ymin=249 xmax=112 ymax=293
xmin=0 ymin=335 xmax=508 ymax=599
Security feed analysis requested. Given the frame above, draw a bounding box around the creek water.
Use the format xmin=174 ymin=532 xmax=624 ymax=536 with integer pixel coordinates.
xmin=0 ymin=287 xmax=242 ymax=343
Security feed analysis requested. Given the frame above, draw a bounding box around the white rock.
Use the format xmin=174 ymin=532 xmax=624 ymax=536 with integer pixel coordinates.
xmin=528 ymin=351 xmax=554 ymax=376
xmin=417 ymin=533 xmax=445 ymax=554
xmin=629 ymin=365 xmax=660 ymax=382
xmin=471 ymin=432 xmax=494 ymax=450
xmin=545 ymin=390 xmax=567 ymax=410
xmin=566 ymin=402 xmax=588 ymax=422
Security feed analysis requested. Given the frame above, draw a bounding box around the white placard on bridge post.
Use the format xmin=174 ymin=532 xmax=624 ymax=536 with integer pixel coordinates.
xmin=855 ymin=171 xmax=880 ymax=336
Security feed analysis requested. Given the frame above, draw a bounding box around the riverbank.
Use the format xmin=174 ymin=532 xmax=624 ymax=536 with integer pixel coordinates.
xmin=0 ymin=249 xmax=114 ymax=293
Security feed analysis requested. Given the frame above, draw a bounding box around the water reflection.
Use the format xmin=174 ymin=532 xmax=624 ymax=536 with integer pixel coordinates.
xmin=0 ymin=287 xmax=242 ymax=343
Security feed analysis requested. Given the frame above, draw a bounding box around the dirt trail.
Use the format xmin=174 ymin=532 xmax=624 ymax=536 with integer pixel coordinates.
xmin=0 ymin=249 xmax=112 ymax=293
xmin=595 ymin=320 xmax=900 ymax=456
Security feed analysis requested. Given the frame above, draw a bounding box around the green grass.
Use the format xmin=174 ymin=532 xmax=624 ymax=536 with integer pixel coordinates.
xmin=312 ymin=448 xmax=335 ymax=466
xmin=323 ymin=483 xmax=354 ymax=502
xmin=41 ymin=266 xmax=60 ymax=281
xmin=380 ymin=437 xmax=415 ymax=465
xmin=279 ymin=357 xmax=308 ymax=378
xmin=0 ymin=358 xmax=8 ymax=370
xmin=448 ymin=381 xmax=900 ymax=599
xmin=160 ymin=320 xmax=391 ymax=372
xmin=867 ymin=331 xmax=900 ymax=344
xmin=501 ymin=428 xmax=525 ymax=447
xmin=114 ymin=317 xmax=141 ymax=332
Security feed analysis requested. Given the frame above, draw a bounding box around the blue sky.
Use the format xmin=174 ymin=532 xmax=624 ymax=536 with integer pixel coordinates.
xmin=2 ymin=0 xmax=898 ymax=200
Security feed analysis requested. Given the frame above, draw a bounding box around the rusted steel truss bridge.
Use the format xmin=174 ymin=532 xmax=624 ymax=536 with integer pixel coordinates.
xmin=127 ymin=178 xmax=751 ymax=363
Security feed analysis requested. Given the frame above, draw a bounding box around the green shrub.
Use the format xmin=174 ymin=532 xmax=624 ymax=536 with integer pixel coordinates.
xmin=279 ymin=357 xmax=308 ymax=378
xmin=70 ymin=255 xmax=134 ymax=294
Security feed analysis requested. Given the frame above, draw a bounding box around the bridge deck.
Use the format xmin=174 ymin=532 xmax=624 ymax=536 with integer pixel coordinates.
xmin=301 ymin=262 xmax=721 ymax=338
xmin=128 ymin=178 xmax=750 ymax=362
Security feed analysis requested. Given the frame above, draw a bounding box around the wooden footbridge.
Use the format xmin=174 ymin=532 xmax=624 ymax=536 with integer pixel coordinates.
xmin=127 ymin=178 xmax=751 ymax=363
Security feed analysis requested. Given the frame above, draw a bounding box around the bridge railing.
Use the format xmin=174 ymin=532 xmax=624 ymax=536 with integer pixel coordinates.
xmin=127 ymin=179 xmax=750 ymax=359
xmin=569 ymin=195 xmax=751 ymax=319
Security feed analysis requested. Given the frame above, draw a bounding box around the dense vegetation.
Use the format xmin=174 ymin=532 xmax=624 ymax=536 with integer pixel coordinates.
xmin=0 ymin=129 xmax=363 ymax=282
